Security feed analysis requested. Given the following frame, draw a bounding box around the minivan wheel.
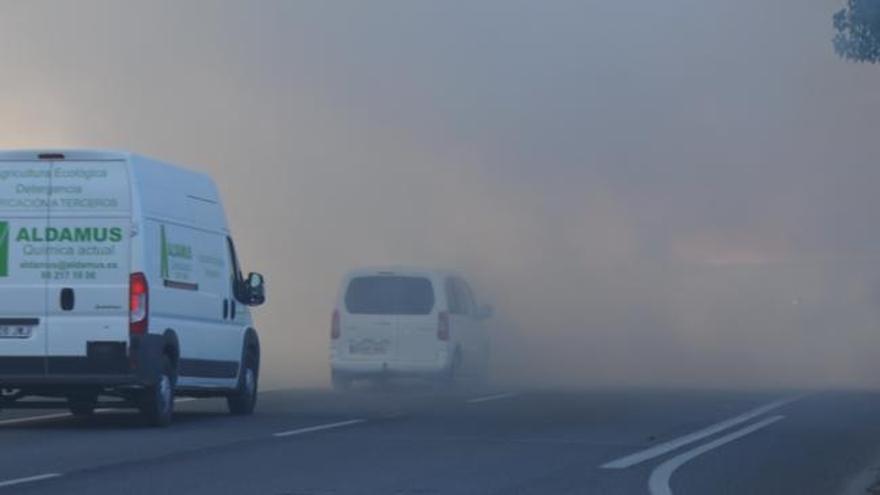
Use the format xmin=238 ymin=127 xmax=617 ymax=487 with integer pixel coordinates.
xmin=139 ymin=355 xmax=175 ymax=427
xmin=438 ymin=351 xmax=462 ymax=390
xmin=474 ymin=362 xmax=490 ymax=388
xmin=228 ymin=354 xmax=258 ymax=415
xmin=331 ymin=373 xmax=352 ymax=391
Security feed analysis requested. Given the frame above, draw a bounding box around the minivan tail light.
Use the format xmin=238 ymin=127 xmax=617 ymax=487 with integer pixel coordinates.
xmin=130 ymin=272 xmax=149 ymax=335
xmin=438 ymin=311 xmax=450 ymax=341
xmin=331 ymin=309 xmax=341 ymax=339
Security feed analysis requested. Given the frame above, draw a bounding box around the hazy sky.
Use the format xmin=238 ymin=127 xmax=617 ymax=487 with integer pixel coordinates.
xmin=1 ymin=0 xmax=878 ymax=387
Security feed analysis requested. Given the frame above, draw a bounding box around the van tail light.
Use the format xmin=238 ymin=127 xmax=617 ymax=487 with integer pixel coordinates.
xmin=438 ymin=311 xmax=450 ymax=341
xmin=130 ymin=272 xmax=149 ymax=335
xmin=331 ymin=310 xmax=341 ymax=339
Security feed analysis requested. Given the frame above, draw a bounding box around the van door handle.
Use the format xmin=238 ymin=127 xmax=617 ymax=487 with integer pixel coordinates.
xmin=60 ymin=288 xmax=75 ymax=311
xmin=230 ymin=300 xmax=236 ymax=320
xmin=223 ymin=299 xmax=229 ymax=319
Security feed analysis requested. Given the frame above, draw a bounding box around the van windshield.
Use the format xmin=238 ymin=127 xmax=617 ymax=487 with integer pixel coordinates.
xmin=345 ymin=276 xmax=435 ymax=315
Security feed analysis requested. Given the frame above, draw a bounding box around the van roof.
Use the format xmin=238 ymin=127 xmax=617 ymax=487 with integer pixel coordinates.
xmin=0 ymin=149 xmax=135 ymax=161
xmin=0 ymin=149 xmax=228 ymax=233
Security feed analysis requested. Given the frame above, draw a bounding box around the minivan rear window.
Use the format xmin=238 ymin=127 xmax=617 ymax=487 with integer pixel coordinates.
xmin=345 ymin=276 xmax=435 ymax=315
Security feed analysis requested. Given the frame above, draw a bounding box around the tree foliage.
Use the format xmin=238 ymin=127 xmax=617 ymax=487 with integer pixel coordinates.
xmin=834 ymin=0 xmax=880 ymax=62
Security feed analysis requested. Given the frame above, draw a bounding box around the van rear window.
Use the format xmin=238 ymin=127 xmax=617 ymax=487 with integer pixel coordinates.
xmin=345 ymin=276 xmax=435 ymax=315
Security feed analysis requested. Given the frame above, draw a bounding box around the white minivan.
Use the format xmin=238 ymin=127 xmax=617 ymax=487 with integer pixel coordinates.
xmin=0 ymin=150 xmax=266 ymax=426
xmin=330 ymin=267 xmax=491 ymax=389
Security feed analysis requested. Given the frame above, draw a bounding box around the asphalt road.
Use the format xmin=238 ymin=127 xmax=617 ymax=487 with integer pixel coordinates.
xmin=1 ymin=386 xmax=879 ymax=494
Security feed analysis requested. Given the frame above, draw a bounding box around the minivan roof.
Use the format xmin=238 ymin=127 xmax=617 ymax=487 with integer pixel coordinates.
xmin=345 ymin=266 xmax=460 ymax=279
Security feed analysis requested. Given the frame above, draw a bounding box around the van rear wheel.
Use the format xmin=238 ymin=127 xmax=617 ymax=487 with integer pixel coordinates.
xmin=228 ymin=353 xmax=258 ymax=415
xmin=138 ymin=355 xmax=175 ymax=427
xmin=68 ymin=394 xmax=97 ymax=417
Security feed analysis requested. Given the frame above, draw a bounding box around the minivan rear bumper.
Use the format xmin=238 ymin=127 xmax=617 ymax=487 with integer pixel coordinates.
xmin=331 ymin=359 xmax=449 ymax=378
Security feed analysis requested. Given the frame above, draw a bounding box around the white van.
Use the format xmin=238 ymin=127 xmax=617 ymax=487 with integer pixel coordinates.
xmin=330 ymin=267 xmax=491 ymax=389
xmin=0 ymin=150 xmax=266 ymax=426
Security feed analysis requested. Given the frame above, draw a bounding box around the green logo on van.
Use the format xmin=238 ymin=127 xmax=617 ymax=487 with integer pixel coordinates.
xmin=0 ymin=222 xmax=8 ymax=277
xmin=160 ymin=224 xmax=193 ymax=280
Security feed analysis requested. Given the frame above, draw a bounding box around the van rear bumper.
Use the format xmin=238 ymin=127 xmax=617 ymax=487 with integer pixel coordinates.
xmin=0 ymin=358 xmax=152 ymax=390
xmin=0 ymin=335 xmax=166 ymax=390
xmin=0 ymin=373 xmax=145 ymax=388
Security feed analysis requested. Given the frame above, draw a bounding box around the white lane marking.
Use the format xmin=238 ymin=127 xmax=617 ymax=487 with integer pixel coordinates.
xmin=466 ymin=392 xmax=519 ymax=404
xmin=0 ymin=413 xmax=71 ymax=427
xmin=273 ymin=419 xmax=367 ymax=438
xmin=0 ymin=473 xmax=62 ymax=489
xmin=648 ymin=415 xmax=784 ymax=495
xmin=0 ymin=397 xmax=200 ymax=426
xmin=601 ymin=395 xmax=803 ymax=469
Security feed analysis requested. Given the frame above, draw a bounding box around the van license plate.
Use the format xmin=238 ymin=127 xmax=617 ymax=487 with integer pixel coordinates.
xmin=0 ymin=325 xmax=33 ymax=338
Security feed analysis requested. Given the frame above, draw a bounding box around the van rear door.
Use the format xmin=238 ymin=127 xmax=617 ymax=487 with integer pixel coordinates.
xmin=0 ymin=160 xmax=50 ymax=374
xmin=45 ymin=160 xmax=131 ymax=373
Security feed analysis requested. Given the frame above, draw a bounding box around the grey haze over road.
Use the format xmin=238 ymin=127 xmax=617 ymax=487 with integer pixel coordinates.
xmin=0 ymin=2 xmax=878 ymax=494
xmin=1 ymin=1 xmax=879 ymax=390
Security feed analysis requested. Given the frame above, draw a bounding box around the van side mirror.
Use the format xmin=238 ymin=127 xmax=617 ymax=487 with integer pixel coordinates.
xmin=244 ymin=272 xmax=266 ymax=306
xmin=475 ymin=304 xmax=493 ymax=320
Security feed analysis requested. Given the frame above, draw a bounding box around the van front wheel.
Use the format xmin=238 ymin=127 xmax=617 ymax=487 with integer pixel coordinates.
xmin=138 ymin=355 xmax=175 ymax=427
xmin=228 ymin=354 xmax=258 ymax=415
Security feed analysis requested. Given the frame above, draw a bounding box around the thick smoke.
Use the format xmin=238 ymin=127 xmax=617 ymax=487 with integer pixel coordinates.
xmin=1 ymin=0 xmax=879 ymax=389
